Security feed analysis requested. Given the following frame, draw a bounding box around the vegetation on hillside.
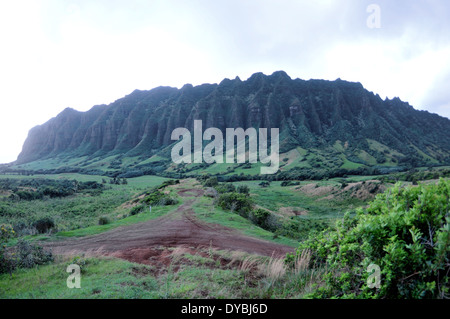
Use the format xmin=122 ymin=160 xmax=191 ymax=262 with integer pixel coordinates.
xmin=1 ymin=225 xmax=53 ymax=275
xmin=199 ymin=176 xmax=330 ymax=241
xmin=289 ymin=179 xmax=450 ymax=299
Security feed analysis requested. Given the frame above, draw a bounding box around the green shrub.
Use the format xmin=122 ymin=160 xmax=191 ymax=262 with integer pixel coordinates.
xmin=0 ymin=233 xmax=53 ymax=274
xmin=98 ymin=216 xmax=111 ymax=225
xmin=69 ymin=255 xmax=89 ymax=274
xmin=12 ymin=222 xmax=35 ymax=236
xmin=142 ymin=190 xmax=165 ymax=205
xmin=33 ymin=217 xmax=55 ymax=234
xmin=14 ymin=239 xmax=53 ymax=269
xmin=0 ymin=224 xmax=15 ymax=274
xmin=249 ymin=208 xmax=277 ymax=231
xmin=129 ymin=205 xmax=145 ymax=216
xmin=142 ymin=190 xmax=178 ymax=206
xmin=204 ymin=177 xmax=219 ymax=187
xmin=217 ymin=192 xmax=253 ymax=217
xmin=292 ymin=179 xmax=450 ymax=299
xmin=15 ymin=190 xmax=43 ymax=201
xmin=158 ymin=197 xmax=178 ymax=206
xmin=0 ymin=224 xmax=14 ymax=243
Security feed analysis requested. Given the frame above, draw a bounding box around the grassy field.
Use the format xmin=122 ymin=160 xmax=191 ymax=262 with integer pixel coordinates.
xmin=55 ymin=202 xmax=180 ymax=238
xmin=0 ymin=174 xmax=171 ymax=244
xmin=0 ymin=173 xmax=168 ymax=188
xmin=1 ymin=187 xmax=133 ymax=233
xmin=0 ymin=172 xmax=392 ymax=299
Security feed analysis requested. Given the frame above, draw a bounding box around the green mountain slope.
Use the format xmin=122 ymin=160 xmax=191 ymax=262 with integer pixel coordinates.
xmin=9 ymin=71 xmax=450 ymax=179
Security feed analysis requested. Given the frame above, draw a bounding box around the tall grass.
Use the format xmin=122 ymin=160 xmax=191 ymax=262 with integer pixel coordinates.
xmin=251 ymin=251 xmax=323 ymax=298
xmin=240 ymin=256 xmax=259 ymax=273
xmin=261 ymin=255 xmax=286 ymax=282
xmin=294 ymin=249 xmax=311 ymax=275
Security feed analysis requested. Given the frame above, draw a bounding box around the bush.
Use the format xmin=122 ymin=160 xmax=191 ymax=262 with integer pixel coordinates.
xmin=158 ymin=197 xmax=178 ymax=206
xmin=14 ymin=239 xmax=53 ymax=269
xmin=142 ymin=190 xmax=165 ymax=205
xmin=0 ymin=224 xmax=15 ymax=274
xmin=217 ymin=192 xmax=253 ymax=217
xmin=142 ymin=190 xmax=178 ymax=206
xmin=98 ymin=216 xmax=111 ymax=225
xmin=13 ymin=222 xmax=35 ymax=236
xmin=204 ymin=177 xmax=219 ymax=187
xmin=129 ymin=205 xmax=145 ymax=216
xmin=0 ymin=231 xmax=53 ymax=274
xmin=292 ymin=179 xmax=450 ymax=299
xmin=69 ymin=255 xmax=89 ymax=274
xmin=249 ymin=208 xmax=277 ymax=231
xmin=1 ymin=224 xmax=14 ymax=243
xmin=33 ymin=217 xmax=55 ymax=234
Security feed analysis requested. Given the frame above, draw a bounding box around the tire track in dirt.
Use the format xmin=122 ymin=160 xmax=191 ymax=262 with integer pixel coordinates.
xmin=43 ymin=187 xmax=295 ymax=263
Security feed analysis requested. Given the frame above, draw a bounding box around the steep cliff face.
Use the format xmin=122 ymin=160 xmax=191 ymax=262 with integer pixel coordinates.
xmin=16 ymin=71 xmax=450 ymax=167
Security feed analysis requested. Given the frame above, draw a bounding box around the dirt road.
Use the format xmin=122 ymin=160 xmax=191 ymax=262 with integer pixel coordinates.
xmin=44 ymin=187 xmax=294 ymax=264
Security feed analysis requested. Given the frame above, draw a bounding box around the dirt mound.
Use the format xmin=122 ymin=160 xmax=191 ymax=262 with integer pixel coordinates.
xmin=43 ymin=187 xmax=294 ymax=264
xmin=341 ymin=180 xmax=386 ymax=201
xmin=296 ymin=180 xmax=385 ymax=201
xmin=111 ymin=245 xmax=247 ymax=277
xmin=296 ymin=183 xmax=337 ymax=197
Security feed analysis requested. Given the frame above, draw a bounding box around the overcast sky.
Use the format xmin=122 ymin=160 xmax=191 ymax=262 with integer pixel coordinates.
xmin=0 ymin=0 xmax=449 ymax=163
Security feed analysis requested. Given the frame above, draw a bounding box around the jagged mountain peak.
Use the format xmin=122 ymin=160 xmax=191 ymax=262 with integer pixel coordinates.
xmin=15 ymin=71 xmax=450 ymax=174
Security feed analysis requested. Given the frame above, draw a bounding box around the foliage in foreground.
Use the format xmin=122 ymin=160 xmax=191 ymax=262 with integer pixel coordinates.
xmin=290 ymin=179 xmax=450 ymax=299
xmin=0 ymin=249 xmax=322 ymax=299
xmin=1 ymin=225 xmax=53 ymax=274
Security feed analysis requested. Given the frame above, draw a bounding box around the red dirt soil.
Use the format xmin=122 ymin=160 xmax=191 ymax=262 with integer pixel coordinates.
xmin=43 ymin=188 xmax=294 ymax=265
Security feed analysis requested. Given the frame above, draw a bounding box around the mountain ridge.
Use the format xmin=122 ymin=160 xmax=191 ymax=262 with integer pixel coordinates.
xmin=14 ymin=71 xmax=450 ymax=177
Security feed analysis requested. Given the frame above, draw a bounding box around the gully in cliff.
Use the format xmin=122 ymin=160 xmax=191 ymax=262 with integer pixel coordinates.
xmin=171 ymin=120 xmax=279 ymax=174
